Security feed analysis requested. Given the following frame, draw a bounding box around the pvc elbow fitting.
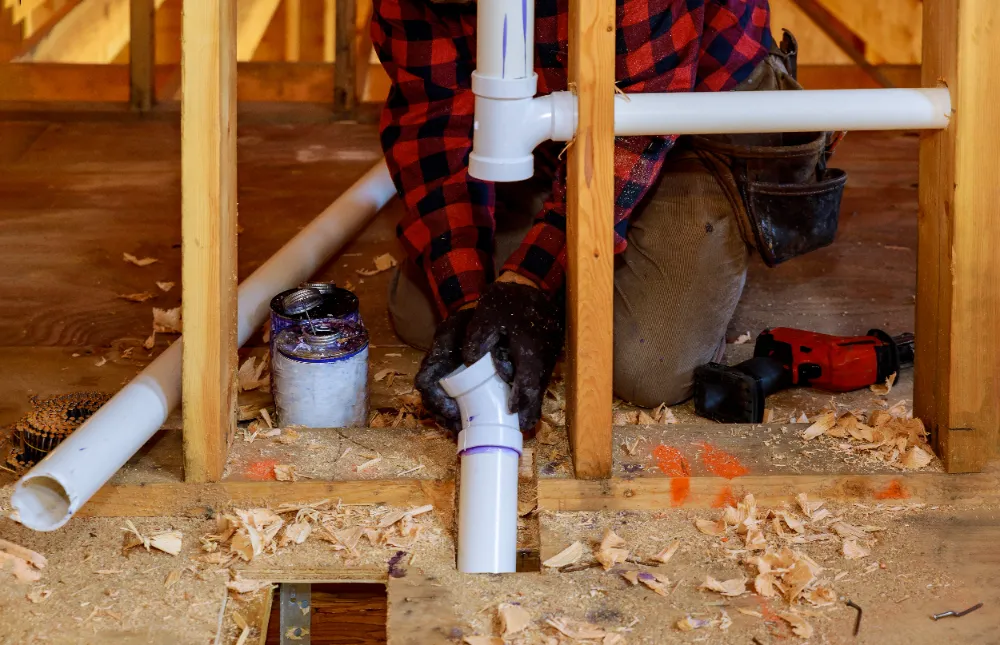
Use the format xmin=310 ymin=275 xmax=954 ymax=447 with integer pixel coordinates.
xmin=439 ymin=354 xmax=522 ymax=573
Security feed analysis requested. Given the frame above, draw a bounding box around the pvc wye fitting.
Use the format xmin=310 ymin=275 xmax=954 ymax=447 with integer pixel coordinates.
xmin=440 ymin=354 xmax=522 ymax=573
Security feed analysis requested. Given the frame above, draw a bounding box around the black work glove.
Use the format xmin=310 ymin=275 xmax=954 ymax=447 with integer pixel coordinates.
xmin=462 ymin=281 xmax=565 ymax=431
xmin=414 ymin=307 xmax=474 ymax=433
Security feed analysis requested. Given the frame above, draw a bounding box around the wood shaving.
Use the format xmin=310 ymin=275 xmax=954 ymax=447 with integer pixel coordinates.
xmin=830 ymin=521 xmax=868 ymax=540
xmin=0 ymin=551 xmax=41 ymax=582
xmin=652 ymin=402 xmax=678 ymax=424
xmin=695 ymin=518 xmax=727 ymax=536
xmin=277 ymin=428 xmax=300 ymax=444
xmin=734 ymin=331 xmax=752 ymax=344
xmin=26 ymin=588 xmax=51 ymax=603
xmin=281 ymin=521 xmax=312 ymax=546
xmin=622 ymin=437 xmax=641 ymax=455
xmin=463 ymin=638 xmax=502 ymax=645
xmin=498 ymin=602 xmax=531 ymax=637
xmin=803 ymin=585 xmax=836 ymax=606
xmin=842 ymin=539 xmax=870 ymax=559
xmin=273 ymin=464 xmax=298 ymax=481
xmin=118 ymin=292 xmax=155 ymax=302
xmin=0 ymin=539 xmax=47 ymax=570
xmin=373 ymin=368 xmax=403 ymax=385
xmin=779 ymin=612 xmax=814 ymax=638
xmin=237 ymin=356 xmax=269 ymax=392
xmin=234 ymin=627 xmax=251 ymax=645
xmin=123 ymin=252 xmax=158 ymax=267
xmin=796 ymin=412 xmax=809 ymax=424
xmin=900 ymin=445 xmax=933 ymax=469
xmin=676 ymin=616 xmax=710 ymax=631
xmin=701 ymin=575 xmax=747 ymax=597
xmin=718 ymin=608 xmax=733 ymax=631
xmin=94 ymin=356 xmax=107 ymax=367
xmin=156 ymin=281 xmax=175 ymax=292
xmin=226 ymin=576 xmax=272 ymax=595
xmin=357 ymin=455 xmax=382 ymax=472
xmin=595 ymin=530 xmax=629 ymax=571
xmin=796 ymin=493 xmax=825 ymax=519
xmin=356 ymin=253 xmax=398 ymax=276
xmin=870 ymin=371 xmax=897 ymax=395
xmin=164 ymin=569 xmax=181 ymax=587
xmin=143 ymin=331 xmax=156 ymax=350
xmin=636 ymin=409 xmax=656 ymax=425
xmin=620 ymin=570 xmax=639 ymax=586
xmin=152 ymin=307 xmax=182 ymax=333
xmin=545 ymin=616 xmax=606 ymax=640
xmin=803 ymin=410 xmax=837 ymax=440
xmin=543 ymin=541 xmax=584 ymax=568
xmin=149 ymin=530 xmax=183 ymax=556
xmin=737 ymin=608 xmax=763 ymax=618
xmin=637 ymin=571 xmax=671 ymax=596
xmin=762 ymin=408 xmax=775 ymax=423
xmin=744 ymin=527 xmax=767 ymax=551
xmin=652 ymin=540 xmax=680 ymax=564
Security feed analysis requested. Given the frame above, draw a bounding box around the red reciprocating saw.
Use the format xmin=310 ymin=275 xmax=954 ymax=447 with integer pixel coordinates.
xmin=693 ymin=328 xmax=915 ymax=424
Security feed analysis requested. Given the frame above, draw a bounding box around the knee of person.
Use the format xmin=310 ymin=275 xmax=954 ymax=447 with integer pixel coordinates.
xmin=612 ymin=333 xmax=699 ymax=409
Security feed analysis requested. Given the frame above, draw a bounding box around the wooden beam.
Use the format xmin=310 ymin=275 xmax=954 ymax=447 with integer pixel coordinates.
xmin=333 ymin=0 xmax=356 ymax=114
xmin=354 ymin=0 xmax=372 ymax=109
xmin=181 ymin=0 xmax=239 ymax=483
xmin=916 ymin=0 xmax=1000 ymax=472
xmin=538 ymin=472 xmax=1000 ymax=512
xmin=77 ymin=480 xmax=455 ymax=517
xmin=284 ymin=0 xmax=300 ymax=61
xmin=235 ymin=0 xmax=282 ymax=61
xmin=16 ymin=0 xmax=166 ymax=63
xmin=298 ymin=0 xmax=324 ymax=62
xmin=129 ymin=0 xmax=155 ymax=111
xmin=564 ymin=0 xmax=615 ymax=479
xmin=322 ymin=0 xmax=333 ymax=62
xmin=789 ymin=0 xmax=895 ymax=88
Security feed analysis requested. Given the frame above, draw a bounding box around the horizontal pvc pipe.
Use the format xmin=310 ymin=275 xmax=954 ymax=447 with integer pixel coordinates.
xmin=613 ymin=88 xmax=951 ymax=135
xmin=440 ymin=355 xmax=522 ymax=573
xmin=12 ymin=162 xmax=398 ymax=531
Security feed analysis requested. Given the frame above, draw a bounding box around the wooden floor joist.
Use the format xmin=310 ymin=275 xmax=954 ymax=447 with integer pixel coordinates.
xmin=128 ymin=0 xmax=155 ymax=111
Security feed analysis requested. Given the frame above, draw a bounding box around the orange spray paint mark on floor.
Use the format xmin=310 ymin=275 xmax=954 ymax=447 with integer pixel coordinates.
xmin=712 ymin=485 xmax=738 ymax=508
xmin=652 ymin=444 xmax=691 ymax=507
xmin=697 ymin=442 xmax=749 ymax=479
xmin=874 ymin=479 xmax=909 ymax=500
xmin=245 ymin=459 xmax=278 ymax=481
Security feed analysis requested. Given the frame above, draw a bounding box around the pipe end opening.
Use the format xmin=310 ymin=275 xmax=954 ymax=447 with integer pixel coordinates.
xmin=13 ymin=475 xmax=72 ymax=531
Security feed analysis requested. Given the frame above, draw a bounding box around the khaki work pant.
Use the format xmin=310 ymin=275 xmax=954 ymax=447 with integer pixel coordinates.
xmin=387 ymin=54 xmax=805 ymax=408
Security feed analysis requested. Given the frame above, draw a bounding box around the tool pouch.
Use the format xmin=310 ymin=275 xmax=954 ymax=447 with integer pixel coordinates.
xmin=692 ymin=31 xmax=849 ymax=266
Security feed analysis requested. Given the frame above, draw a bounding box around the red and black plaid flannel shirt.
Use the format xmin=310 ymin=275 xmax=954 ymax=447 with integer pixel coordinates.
xmin=372 ymin=0 xmax=773 ymax=316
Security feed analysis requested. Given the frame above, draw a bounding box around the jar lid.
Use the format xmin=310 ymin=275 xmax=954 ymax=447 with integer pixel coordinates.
xmin=275 ymin=320 xmax=369 ymax=362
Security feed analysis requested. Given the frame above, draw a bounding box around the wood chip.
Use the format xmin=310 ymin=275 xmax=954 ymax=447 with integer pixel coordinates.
xmin=149 ymin=530 xmax=182 ymax=556
xmin=282 ymin=521 xmax=312 ymax=546
xmin=274 ymin=464 xmax=298 ymax=481
xmin=701 ymin=575 xmax=747 ymax=597
xmin=870 ymin=372 xmax=897 ymax=395
xmin=652 ymin=540 xmax=680 ymax=564
xmin=498 ymin=602 xmax=531 ymax=637
xmin=153 ymin=307 xmax=182 ymax=333
xmin=156 ymin=281 xmax=175 ymax=292
xmin=0 ymin=539 xmax=48 ymax=570
xmin=545 ymin=616 xmax=606 ymax=640
xmin=779 ymin=612 xmax=814 ymax=639
xmin=123 ymin=252 xmax=158 ymax=267
xmin=754 ymin=571 xmax=779 ymax=597
xmin=636 ymin=409 xmax=656 ymax=425
xmin=796 ymin=493 xmax=824 ymax=519
xmin=26 ymin=588 xmax=51 ymax=603
xmin=734 ymin=331 xmax=752 ymax=344
xmin=277 ymin=428 xmax=300 ymax=444
xmin=803 ymin=585 xmax=836 ymax=607
xmin=238 ymin=356 xmax=269 ymax=392
xmin=744 ymin=527 xmax=767 ymax=551
xmin=143 ymin=331 xmax=156 ymax=350
xmin=830 ymin=521 xmax=868 ymax=540
xmin=118 ymin=292 xmax=155 ymax=303
xmin=376 ymin=510 xmax=408 ymax=529
xmin=719 ymin=608 xmax=732 ymax=631
xmin=762 ymin=408 xmax=775 ymax=423
xmin=620 ymin=570 xmax=639 ymax=586
xmin=463 ymin=638 xmax=502 ymax=645
xmin=227 ymin=576 xmax=272 ymax=595
xmin=234 ymin=627 xmax=251 ymax=645
xmin=900 ymin=445 xmax=933 ymax=469
xmin=695 ymin=518 xmax=727 ymax=536
xmin=637 ymin=571 xmax=671 ymax=596
xmin=595 ymin=530 xmax=629 ymax=571
xmin=803 ymin=410 xmax=837 ymax=440
xmin=543 ymin=541 xmax=584 ymax=568
xmin=676 ymin=616 xmax=710 ymax=631
xmin=0 ymin=552 xmax=40 ymax=582
xmin=652 ymin=402 xmax=678 ymax=424
xmin=356 ymin=253 xmax=398 ymax=276
xmin=842 ymin=539 xmax=870 ymax=560
xmin=374 ymin=368 xmax=402 ymax=385
xmin=737 ymin=608 xmax=763 ymax=618
xmin=164 ymin=569 xmax=181 ymax=587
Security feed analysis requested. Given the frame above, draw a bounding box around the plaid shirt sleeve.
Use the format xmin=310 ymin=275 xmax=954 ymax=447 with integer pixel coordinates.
xmin=373 ymin=0 xmax=773 ymax=313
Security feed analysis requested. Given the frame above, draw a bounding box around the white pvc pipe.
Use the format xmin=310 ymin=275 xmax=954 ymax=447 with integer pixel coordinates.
xmin=440 ymin=355 xmax=522 ymax=574
xmin=475 ymin=0 xmax=533 ymax=82
xmin=613 ymin=87 xmax=952 ymax=136
xmin=12 ymin=162 xmax=398 ymax=531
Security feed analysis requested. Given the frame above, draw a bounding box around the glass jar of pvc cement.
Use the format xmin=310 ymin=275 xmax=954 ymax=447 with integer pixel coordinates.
xmin=271 ymin=320 xmax=369 ymax=428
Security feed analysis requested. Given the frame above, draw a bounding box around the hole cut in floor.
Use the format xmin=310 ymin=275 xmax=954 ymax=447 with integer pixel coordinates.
xmin=266 ymin=583 xmax=387 ymax=645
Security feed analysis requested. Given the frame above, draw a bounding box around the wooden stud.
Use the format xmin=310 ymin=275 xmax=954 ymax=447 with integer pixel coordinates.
xmin=129 ymin=0 xmax=155 ymax=111
xmin=916 ymin=0 xmax=1000 ymax=472
xmin=284 ymin=0 xmax=301 ymax=61
xmin=181 ymin=0 xmax=239 ymax=483
xmin=333 ymin=0 xmax=357 ymax=115
xmin=322 ymin=0 xmax=334 ymax=63
xmin=354 ymin=0 xmax=372 ymax=105
xmin=564 ymin=0 xmax=615 ymax=479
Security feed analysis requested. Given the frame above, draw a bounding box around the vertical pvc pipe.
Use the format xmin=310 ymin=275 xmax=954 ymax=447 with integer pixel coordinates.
xmin=440 ymin=355 xmax=523 ymax=573
xmin=12 ymin=162 xmax=397 ymax=531
xmin=476 ymin=0 xmax=533 ymax=81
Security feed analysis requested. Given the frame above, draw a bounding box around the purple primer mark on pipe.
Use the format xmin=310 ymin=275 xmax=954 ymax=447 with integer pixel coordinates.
xmin=502 ymin=15 xmax=508 ymax=78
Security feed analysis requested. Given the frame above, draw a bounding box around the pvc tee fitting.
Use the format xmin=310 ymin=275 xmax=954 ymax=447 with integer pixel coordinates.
xmin=439 ymin=354 xmax=523 ymax=574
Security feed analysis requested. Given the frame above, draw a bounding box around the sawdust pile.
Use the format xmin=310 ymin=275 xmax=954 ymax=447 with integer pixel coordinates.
xmin=802 ymin=402 xmax=934 ymax=470
xmin=194 ymin=500 xmax=435 ymax=590
xmin=369 ymin=389 xmax=428 ymax=429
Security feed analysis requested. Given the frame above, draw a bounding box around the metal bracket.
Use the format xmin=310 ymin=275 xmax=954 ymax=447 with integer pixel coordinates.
xmin=279 ymin=583 xmax=311 ymax=644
